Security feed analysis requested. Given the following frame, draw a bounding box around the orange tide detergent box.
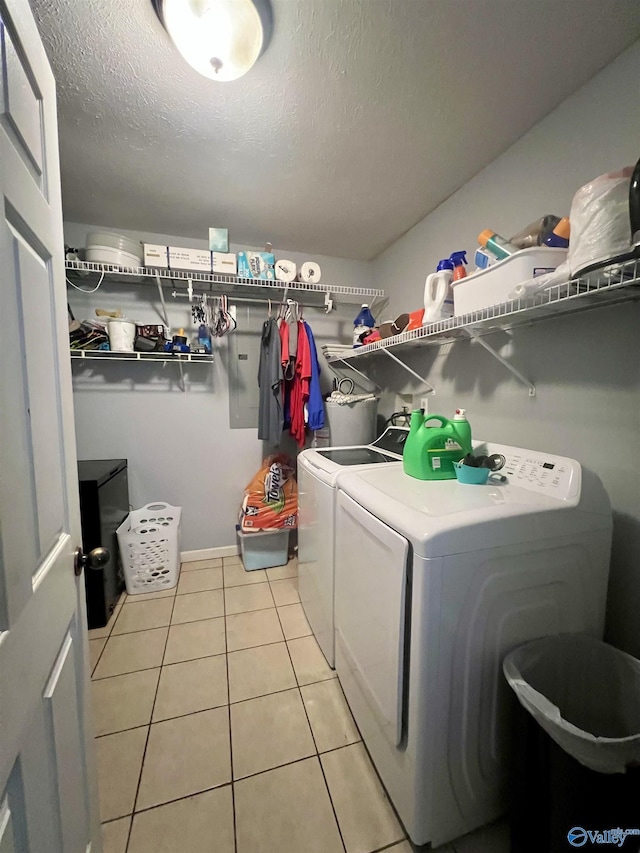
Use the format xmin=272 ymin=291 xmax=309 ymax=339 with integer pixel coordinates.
xmin=240 ymin=455 xmax=297 ymax=532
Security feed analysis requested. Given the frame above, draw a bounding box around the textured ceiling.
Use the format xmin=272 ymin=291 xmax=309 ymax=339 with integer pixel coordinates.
xmin=31 ymin=0 xmax=640 ymax=260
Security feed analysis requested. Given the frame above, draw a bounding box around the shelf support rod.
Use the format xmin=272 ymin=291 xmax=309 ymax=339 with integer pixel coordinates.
xmin=465 ymin=329 xmax=536 ymax=397
xmin=330 ymin=358 xmax=382 ymax=392
xmin=380 ymin=348 xmax=436 ymax=394
xmin=155 ymin=273 xmax=171 ymax=335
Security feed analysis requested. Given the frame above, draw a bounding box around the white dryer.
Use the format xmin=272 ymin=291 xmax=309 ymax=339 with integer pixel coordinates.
xmin=298 ymin=426 xmax=408 ymax=667
xmin=334 ymin=442 xmax=612 ymax=849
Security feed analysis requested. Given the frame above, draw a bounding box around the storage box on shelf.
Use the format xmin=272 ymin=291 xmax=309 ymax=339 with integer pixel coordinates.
xmin=452 ymin=247 xmax=567 ymax=316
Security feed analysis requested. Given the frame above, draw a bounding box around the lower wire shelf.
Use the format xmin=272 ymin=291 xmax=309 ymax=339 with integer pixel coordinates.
xmin=70 ymin=349 xmax=214 ymax=364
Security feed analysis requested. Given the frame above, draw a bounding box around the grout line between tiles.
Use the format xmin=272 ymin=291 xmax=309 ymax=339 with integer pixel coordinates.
xmin=130 ymin=781 xmax=233 ymax=818
xmin=92 ymin=661 xmax=165 ymax=682
xmin=124 ymin=587 xmax=179 ymax=853
xmin=270 ymin=597 xmax=347 ymax=853
xmin=90 ymin=638 xmax=107 ymax=678
xmin=107 ymin=622 xmax=172 ymax=638
xmin=223 ymin=605 xmax=239 ymax=853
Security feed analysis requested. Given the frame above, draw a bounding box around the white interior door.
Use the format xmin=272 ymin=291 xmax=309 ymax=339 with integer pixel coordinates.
xmin=0 ymin=2 xmax=101 ymax=851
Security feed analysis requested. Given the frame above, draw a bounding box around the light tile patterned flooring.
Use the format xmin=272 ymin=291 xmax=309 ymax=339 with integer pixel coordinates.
xmin=90 ymin=556 xmax=508 ymax=853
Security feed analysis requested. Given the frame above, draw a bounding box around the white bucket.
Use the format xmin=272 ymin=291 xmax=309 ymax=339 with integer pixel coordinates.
xmin=107 ymin=319 xmax=136 ymax=352
xmin=325 ymin=398 xmax=378 ymax=447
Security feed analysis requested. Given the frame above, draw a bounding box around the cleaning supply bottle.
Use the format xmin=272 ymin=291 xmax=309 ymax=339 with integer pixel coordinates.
xmin=450 ymin=251 xmax=468 ymax=281
xmin=478 ymin=229 xmax=520 ymax=261
xmin=423 ymin=258 xmax=454 ymax=324
xmin=403 ymin=410 xmax=473 ymax=480
xmin=452 ymin=408 xmax=472 ymax=450
xmin=542 ymin=217 xmax=571 ymax=249
xmin=353 ymin=304 xmax=376 ymax=348
xmin=198 ymin=323 xmax=212 ymax=354
xmin=164 ymin=328 xmax=190 ymax=353
xmin=474 ymin=248 xmax=492 ymax=270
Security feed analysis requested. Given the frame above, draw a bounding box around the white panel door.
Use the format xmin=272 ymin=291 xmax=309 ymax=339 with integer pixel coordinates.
xmin=0 ymin=1 xmax=101 ymax=851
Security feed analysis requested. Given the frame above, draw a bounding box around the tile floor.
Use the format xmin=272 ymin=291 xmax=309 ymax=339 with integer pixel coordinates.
xmin=90 ymin=555 xmax=508 ymax=853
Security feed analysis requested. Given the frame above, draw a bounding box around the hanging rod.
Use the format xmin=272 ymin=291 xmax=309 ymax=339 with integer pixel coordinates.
xmin=171 ymin=290 xmax=321 ymax=309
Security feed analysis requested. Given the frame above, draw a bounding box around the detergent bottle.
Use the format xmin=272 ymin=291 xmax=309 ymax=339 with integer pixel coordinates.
xmin=353 ymin=304 xmax=376 ymax=348
xmin=423 ymin=258 xmax=454 ymax=324
xmin=450 ymin=251 xmax=468 ymax=281
xmin=403 ymin=409 xmax=473 ymax=480
xmin=542 ymin=217 xmax=571 ymax=249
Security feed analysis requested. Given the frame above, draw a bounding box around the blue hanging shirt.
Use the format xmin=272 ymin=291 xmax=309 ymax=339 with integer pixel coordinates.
xmin=303 ymin=321 xmax=325 ymax=431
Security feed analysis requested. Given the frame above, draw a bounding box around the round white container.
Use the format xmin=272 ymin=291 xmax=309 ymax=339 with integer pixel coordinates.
xmin=107 ymin=319 xmax=136 ymax=352
xmin=85 ymin=245 xmax=142 ymax=267
xmin=87 ymin=231 xmax=143 ymax=261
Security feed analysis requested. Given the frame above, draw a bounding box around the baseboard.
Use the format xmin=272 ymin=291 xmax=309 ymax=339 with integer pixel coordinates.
xmin=180 ymin=546 xmax=239 ymax=562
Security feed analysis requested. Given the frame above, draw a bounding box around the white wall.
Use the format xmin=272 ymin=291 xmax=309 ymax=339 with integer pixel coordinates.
xmin=370 ymin=41 xmax=640 ymax=656
xmin=65 ymin=222 xmax=372 ymax=552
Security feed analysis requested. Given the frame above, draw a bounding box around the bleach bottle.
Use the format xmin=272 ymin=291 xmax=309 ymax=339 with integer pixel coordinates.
xmin=353 ymin=303 xmax=376 ymax=348
xmin=423 ymin=258 xmax=454 ymax=324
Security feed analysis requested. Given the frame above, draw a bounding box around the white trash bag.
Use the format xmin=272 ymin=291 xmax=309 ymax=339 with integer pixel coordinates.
xmin=509 ymin=166 xmax=634 ymax=300
xmin=503 ymin=634 xmax=640 ymax=775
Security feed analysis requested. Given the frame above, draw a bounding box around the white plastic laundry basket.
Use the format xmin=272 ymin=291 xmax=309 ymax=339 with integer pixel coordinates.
xmin=117 ymin=502 xmax=182 ymax=594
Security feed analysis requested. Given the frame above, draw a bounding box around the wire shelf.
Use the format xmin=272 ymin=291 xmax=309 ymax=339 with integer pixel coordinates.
xmin=65 ymin=260 xmax=385 ymax=301
xmin=70 ymin=349 xmax=214 ymax=364
xmin=327 ymin=257 xmax=640 ymax=362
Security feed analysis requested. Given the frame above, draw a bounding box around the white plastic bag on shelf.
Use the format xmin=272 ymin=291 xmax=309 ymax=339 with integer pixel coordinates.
xmin=508 ymin=166 xmax=634 ymax=300
xmin=503 ymin=634 xmax=640 ymax=775
xmin=568 ymin=166 xmax=634 ymax=275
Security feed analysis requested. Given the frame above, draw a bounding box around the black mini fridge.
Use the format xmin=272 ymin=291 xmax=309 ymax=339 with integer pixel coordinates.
xmin=78 ymin=459 xmax=129 ymax=628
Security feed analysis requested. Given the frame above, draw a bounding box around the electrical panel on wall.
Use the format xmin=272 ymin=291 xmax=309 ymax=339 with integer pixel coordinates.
xmin=228 ymin=305 xmax=261 ymax=429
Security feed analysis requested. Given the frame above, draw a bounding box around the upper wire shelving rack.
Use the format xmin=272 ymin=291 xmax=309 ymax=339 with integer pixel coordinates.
xmin=64 ymin=260 xmax=385 ymax=304
xmin=326 ymin=257 xmax=640 ymax=397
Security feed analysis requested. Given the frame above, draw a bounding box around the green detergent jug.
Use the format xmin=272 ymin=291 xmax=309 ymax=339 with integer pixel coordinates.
xmin=403 ymin=409 xmax=472 ymax=480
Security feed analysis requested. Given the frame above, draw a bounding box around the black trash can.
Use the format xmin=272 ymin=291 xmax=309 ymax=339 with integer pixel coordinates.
xmin=503 ymin=634 xmax=640 ymax=852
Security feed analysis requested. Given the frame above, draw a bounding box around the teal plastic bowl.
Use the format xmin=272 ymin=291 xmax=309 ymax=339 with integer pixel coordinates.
xmin=454 ymin=461 xmax=490 ymax=485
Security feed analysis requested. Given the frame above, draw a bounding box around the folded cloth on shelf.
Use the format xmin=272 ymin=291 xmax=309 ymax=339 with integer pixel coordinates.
xmin=321 ymin=344 xmax=354 ymax=361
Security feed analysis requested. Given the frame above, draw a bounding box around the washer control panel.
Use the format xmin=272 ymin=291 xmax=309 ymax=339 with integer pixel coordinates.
xmin=481 ymin=443 xmax=580 ymax=501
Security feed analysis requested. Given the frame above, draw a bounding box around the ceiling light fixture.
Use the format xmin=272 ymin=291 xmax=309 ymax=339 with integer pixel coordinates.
xmin=152 ymin=0 xmax=272 ymax=82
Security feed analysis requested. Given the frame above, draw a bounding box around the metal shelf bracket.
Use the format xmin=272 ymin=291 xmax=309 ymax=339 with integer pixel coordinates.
xmin=380 ymin=348 xmax=436 ymax=395
xmin=329 ymin=357 xmax=382 ymax=392
xmin=465 ymin=329 xmax=536 ymax=397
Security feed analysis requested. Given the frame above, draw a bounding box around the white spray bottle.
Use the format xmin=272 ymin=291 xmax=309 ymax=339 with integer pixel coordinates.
xmin=423 ymin=258 xmax=454 ymax=324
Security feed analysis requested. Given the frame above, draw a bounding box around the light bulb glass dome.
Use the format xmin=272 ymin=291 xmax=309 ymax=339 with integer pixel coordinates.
xmin=162 ymin=0 xmax=265 ymax=82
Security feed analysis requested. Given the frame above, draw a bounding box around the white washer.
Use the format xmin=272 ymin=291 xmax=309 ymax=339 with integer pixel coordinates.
xmin=334 ymin=442 xmax=612 ymax=848
xmin=298 ymin=426 xmax=408 ymax=667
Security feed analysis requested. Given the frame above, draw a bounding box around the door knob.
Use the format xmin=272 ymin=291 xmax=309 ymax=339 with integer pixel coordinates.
xmin=74 ymin=546 xmax=110 ymax=577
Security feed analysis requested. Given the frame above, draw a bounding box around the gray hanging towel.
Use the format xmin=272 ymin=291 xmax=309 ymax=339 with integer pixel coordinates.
xmin=257 ymin=317 xmax=283 ymax=445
